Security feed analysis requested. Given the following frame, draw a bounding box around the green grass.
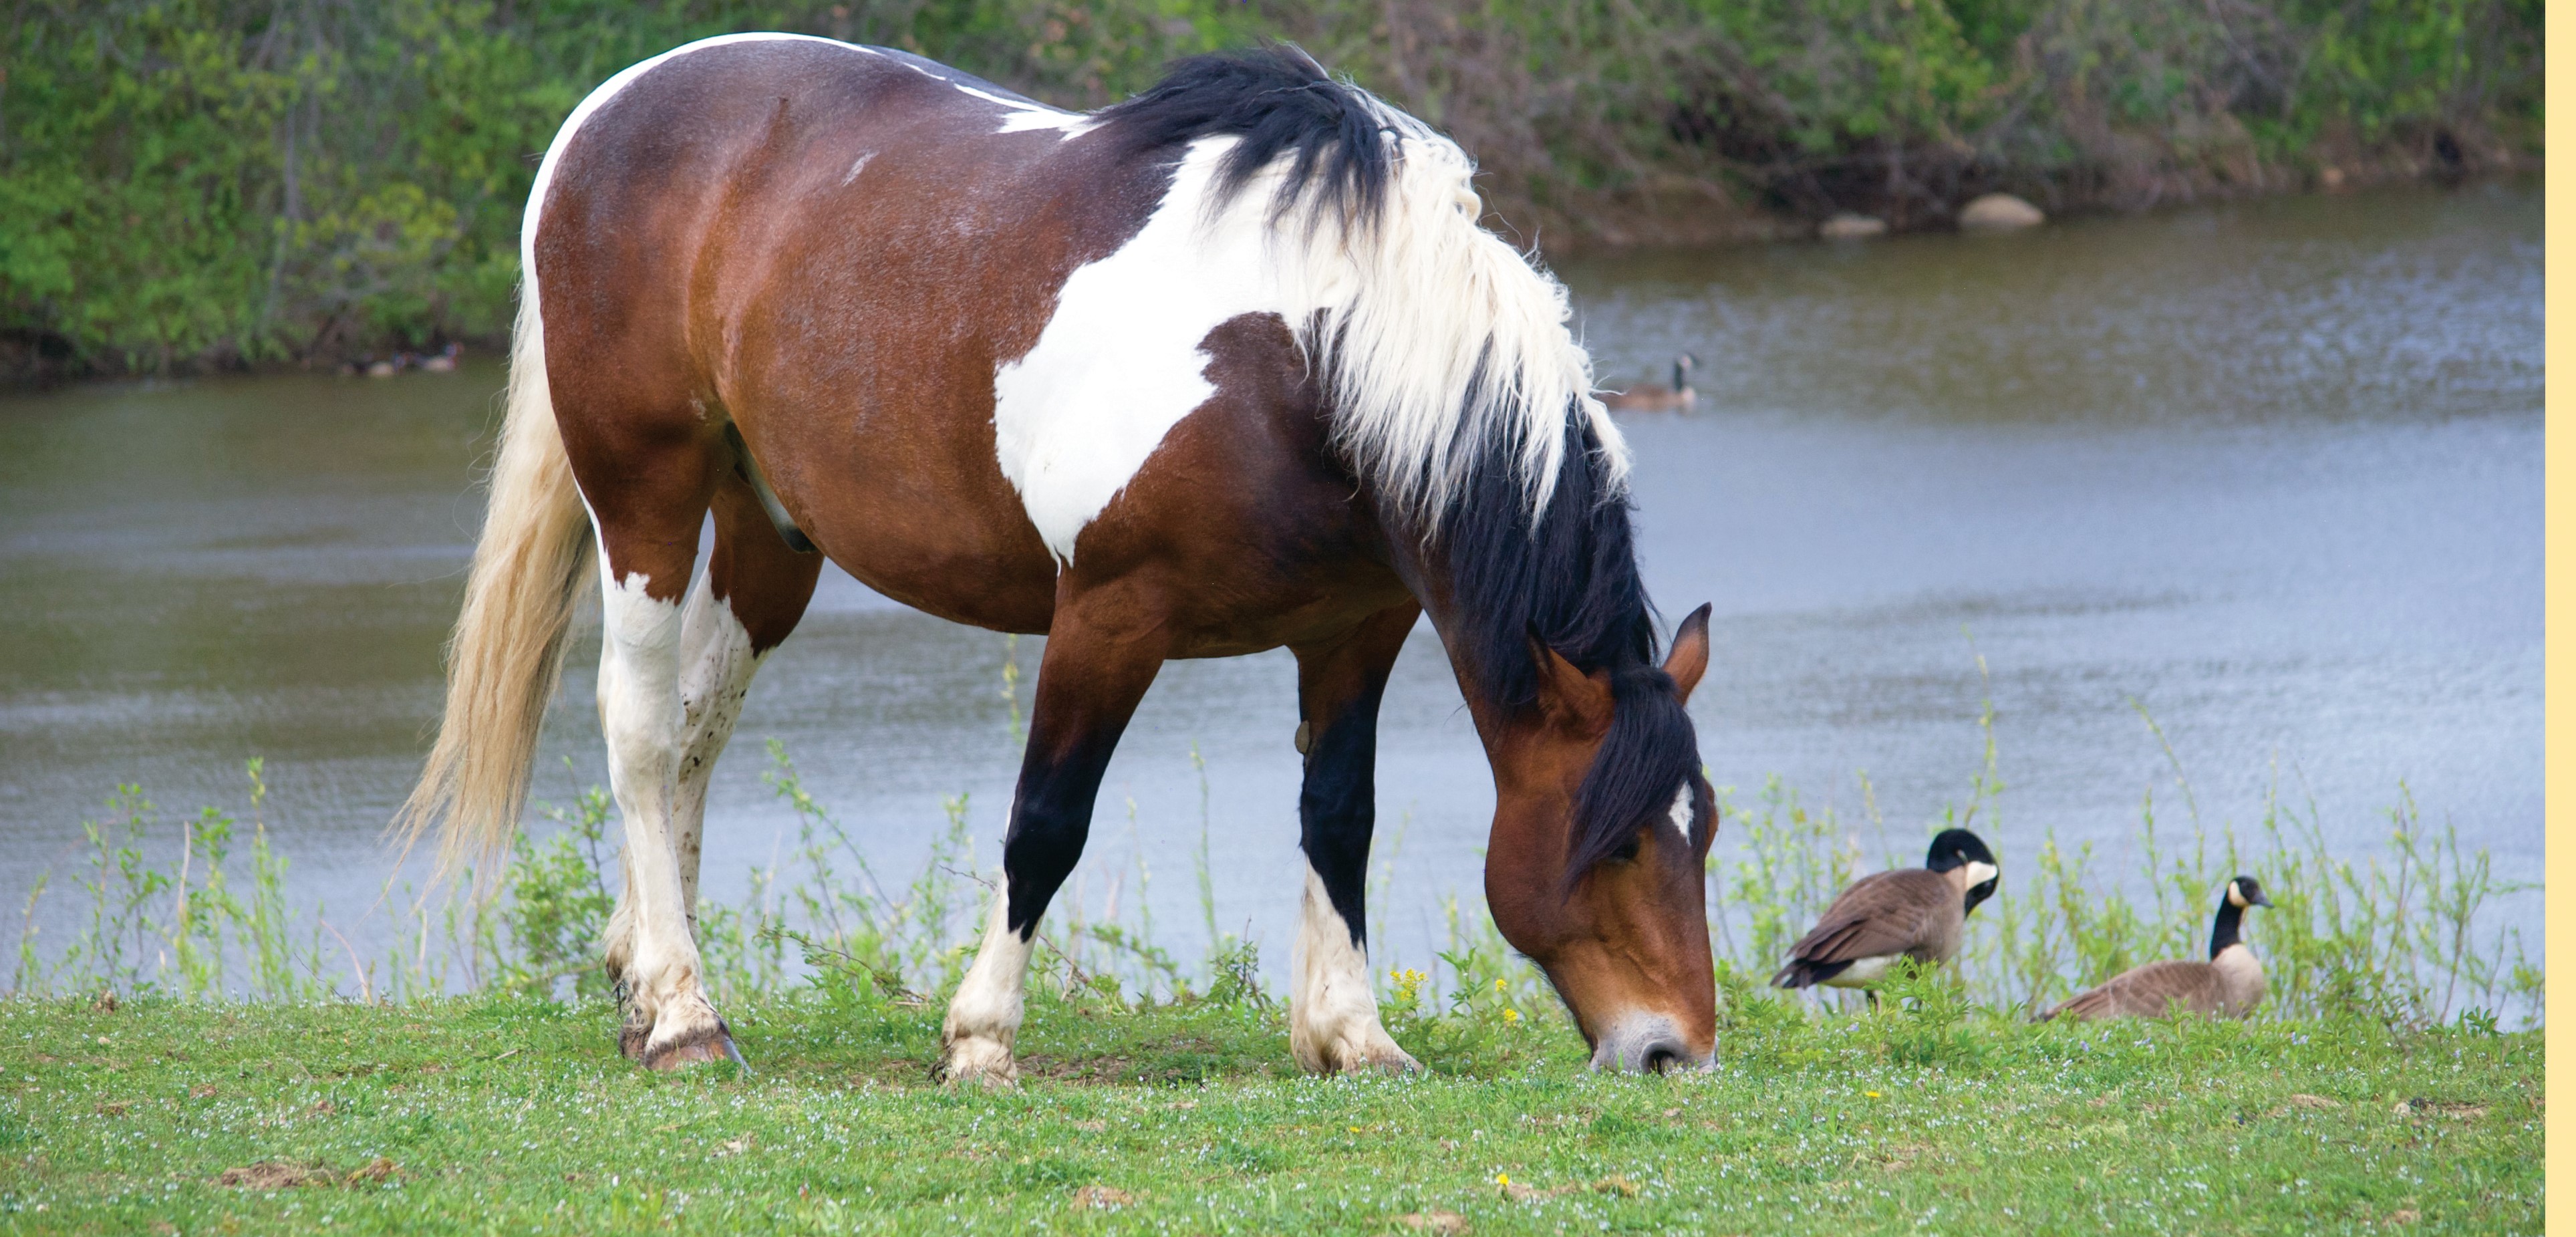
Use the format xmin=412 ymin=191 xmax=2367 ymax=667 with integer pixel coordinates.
xmin=0 ymin=991 xmax=2538 ymax=1235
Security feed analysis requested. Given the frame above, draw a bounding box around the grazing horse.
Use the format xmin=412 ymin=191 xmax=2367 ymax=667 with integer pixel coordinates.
xmin=399 ymin=37 xmax=1718 ymax=1080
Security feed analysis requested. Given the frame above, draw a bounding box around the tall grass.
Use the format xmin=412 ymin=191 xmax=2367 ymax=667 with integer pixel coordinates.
xmin=1706 ymin=694 xmax=2542 ymax=1029
xmin=5 ymin=652 xmax=2541 ymax=1031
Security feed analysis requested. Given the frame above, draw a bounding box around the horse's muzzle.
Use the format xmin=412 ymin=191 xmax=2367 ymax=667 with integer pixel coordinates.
xmin=1588 ymin=1014 xmax=1713 ymax=1073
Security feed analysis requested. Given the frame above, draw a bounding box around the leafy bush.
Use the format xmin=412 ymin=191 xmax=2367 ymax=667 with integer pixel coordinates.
xmin=2 ymin=0 xmax=2539 ymax=377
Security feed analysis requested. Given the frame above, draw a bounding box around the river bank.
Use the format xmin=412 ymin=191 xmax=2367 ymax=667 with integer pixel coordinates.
xmin=1 ymin=0 xmax=2541 ymax=382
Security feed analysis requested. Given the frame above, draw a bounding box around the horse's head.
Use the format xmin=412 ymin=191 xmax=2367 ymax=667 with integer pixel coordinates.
xmin=1481 ymin=605 xmax=1716 ymax=1072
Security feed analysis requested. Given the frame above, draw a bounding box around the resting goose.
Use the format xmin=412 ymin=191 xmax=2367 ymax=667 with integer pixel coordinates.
xmin=1602 ymin=354 xmax=1697 ymax=412
xmin=1771 ymin=829 xmax=1999 ymax=992
xmin=2041 ymin=875 xmax=2271 ymax=1021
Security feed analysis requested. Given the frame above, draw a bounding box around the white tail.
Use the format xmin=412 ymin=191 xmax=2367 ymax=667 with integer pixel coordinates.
xmin=394 ymin=292 xmax=593 ymax=877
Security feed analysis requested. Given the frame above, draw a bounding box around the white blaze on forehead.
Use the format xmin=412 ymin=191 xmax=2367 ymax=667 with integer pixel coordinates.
xmin=993 ymin=138 xmax=1316 ymax=561
xmin=1665 ymin=785 xmax=1694 ymax=841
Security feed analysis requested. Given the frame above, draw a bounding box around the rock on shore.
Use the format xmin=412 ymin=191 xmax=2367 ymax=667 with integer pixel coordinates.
xmin=1960 ymin=193 xmax=2046 ymax=231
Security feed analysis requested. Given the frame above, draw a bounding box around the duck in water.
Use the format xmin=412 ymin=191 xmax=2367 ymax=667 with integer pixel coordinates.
xmin=1602 ymin=354 xmax=1695 ymax=412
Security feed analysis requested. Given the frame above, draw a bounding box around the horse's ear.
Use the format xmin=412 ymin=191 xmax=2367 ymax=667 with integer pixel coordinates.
xmin=1528 ymin=626 xmax=1614 ymax=737
xmin=1665 ymin=603 xmax=1712 ymax=705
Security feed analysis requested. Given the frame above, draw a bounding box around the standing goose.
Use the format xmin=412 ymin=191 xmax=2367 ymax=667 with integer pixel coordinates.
xmin=2041 ymin=875 xmax=2272 ymax=1022
xmin=1771 ymin=829 xmax=1999 ymax=992
xmin=1602 ymin=354 xmax=1697 ymax=412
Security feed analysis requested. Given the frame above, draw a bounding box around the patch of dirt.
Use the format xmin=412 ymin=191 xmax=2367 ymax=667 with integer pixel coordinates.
xmin=306 ymin=1099 xmax=337 ymax=1117
xmin=2394 ymin=1099 xmax=2486 ymax=1121
xmin=1501 ymin=1174 xmax=1640 ymax=1202
xmin=1395 ymin=1210 xmax=1469 ymax=1233
xmin=189 ymin=1084 xmax=217 ymax=1099
xmin=345 ymin=1157 xmax=400 ymax=1186
xmin=714 ymin=1136 xmax=752 ymax=1157
xmin=1070 ymin=1184 xmax=1135 ymax=1210
xmin=1854 ymin=1141 xmax=1933 ymax=1173
xmin=95 ymin=1101 xmax=131 ymax=1117
xmin=1072 ymin=1119 xmax=1107 ymax=1133
xmin=217 ymin=1157 xmax=400 ymax=1190
xmin=2287 ymin=1094 xmax=2343 ymax=1111
xmin=216 ymin=1161 xmax=335 ymax=1190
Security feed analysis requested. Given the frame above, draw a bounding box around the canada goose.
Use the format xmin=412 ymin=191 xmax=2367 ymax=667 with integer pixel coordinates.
xmin=1602 ymin=354 xmax=1696 ymax=412
xmin=1771 ymin=829 xmax=1999 ymax=992
xmin=2041 ymin=875 xmax=2272 ymax=1022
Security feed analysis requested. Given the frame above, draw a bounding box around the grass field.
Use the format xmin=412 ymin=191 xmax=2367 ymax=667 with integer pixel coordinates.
xmin=0 ymin=989 xmax=2538 ymax=1235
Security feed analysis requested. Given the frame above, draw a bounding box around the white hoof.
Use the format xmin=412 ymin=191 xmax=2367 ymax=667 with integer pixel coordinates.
xmin=1294 ymin=1024 xmax=1421 ymax=1076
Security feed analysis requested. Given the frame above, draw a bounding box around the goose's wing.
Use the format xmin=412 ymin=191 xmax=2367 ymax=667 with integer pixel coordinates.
xmin=2045 ymin=960 xmax=2223 ymax=1021
xmin=1783 ymin=869 xmax=1953 ymax=965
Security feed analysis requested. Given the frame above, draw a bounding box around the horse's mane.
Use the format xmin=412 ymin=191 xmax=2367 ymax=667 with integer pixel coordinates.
xmin=1099 ymin=47 xmax=1697 ymax=882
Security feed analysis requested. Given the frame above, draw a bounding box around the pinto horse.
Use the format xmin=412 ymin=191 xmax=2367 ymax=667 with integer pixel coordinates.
xmin=399 ymin=37 xmax=1717 ymax=1079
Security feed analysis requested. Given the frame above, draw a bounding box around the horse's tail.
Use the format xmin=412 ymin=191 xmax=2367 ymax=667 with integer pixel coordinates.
xmin=393 ymin=290 xmax=593 ymax=878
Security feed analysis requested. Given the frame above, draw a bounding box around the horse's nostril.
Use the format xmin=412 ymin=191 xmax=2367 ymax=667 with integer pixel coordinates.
xmin=1641 ymin=1042 xmax=1685 ymax=1073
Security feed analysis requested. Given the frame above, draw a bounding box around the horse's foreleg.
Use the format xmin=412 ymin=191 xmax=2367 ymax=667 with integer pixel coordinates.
xmin=940 ymin=589 xmax=1167 ymax=1086
xmin=1288 ymin=603 xmax=1423 ymax=1075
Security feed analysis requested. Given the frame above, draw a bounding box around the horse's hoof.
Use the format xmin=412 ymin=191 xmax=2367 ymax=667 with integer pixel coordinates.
xmin=1299 ymin=1033 xmax=1421 ymax=1077
xmin=937 ymin=1035 xmax=1019 ymax=1087
xmin=1361 ymin=1046 xmax=1425 ymax=1076
xmin=643 ymin=1025 xmax=746 ymax=1072
xmin=643 ymin=1019 xmax=744 ymax=1071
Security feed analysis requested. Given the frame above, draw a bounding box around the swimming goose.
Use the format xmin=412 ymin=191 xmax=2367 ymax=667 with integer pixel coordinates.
xmin=1602 ymin=354 xmax=1696 ymax=412
xmin=1771 ymin=829 xmax=1999 ymax=992
xmin=2041 ymin=875 xmax=2272 ymax=1021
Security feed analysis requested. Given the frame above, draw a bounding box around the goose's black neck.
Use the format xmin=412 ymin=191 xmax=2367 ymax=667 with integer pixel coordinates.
xmin=1670 ymin=360 xmax=1689 ymax=392
xmin=2208 ymin=900 xmax=2245 ymax=958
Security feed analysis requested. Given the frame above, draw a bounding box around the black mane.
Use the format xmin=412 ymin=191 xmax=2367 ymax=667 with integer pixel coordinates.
xmin=1094 ymin=45 xmax=1394 ymax=232
xmin=1444 ymin=412 xmax=1702 ymax=884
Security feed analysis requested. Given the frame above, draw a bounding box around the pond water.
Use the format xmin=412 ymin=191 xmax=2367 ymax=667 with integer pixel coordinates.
xmin=0 ymin=178 xmax=2541 ymax=985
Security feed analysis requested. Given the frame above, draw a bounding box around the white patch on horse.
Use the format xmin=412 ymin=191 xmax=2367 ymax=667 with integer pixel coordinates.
xmin=589 ymin=550 xmax=726 ymax=1051
xmin=883 ymin=57 xmax=1098 ymax=136
xmin=992 ymin=138 xmax=1301 ymax=561
xmin=1289 ymin=865 xmax=1417 ymax=1074
xmin=993 ymin=106 xmax=1099 ymax=136
xmin=840 ymin=152 xmax=874 ymax=185
xmin=942 ymin=889 xmax=1036 ymax=1083
xmin=991 ymin=98 xmax=1620 ymax=559
xmin=1665 ymin=785 xmax=1693 ymax=841
xmin=669 ymin=573 xmax=767 ymax=917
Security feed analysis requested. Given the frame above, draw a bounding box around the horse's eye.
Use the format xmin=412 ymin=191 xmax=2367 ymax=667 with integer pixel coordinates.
xmin=1610 ymin=833 xmax=1642 ymax=863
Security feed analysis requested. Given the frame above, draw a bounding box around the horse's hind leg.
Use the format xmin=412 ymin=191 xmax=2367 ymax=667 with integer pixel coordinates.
xmin=940 ymin=583 xmax=1169 ymax=1085
xmin=567 ymin=419 xmax=747 ymax=1068
xmin=670 ymin=474 xmax=824 ymax=922
xmin=603 ymin=467 xmax=823 ymax=1006
xmin=1288 ymin=603 xmax=1424 ymax=1075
